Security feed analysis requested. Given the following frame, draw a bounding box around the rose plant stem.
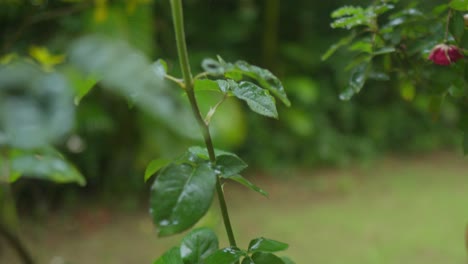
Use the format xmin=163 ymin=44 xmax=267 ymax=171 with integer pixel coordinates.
xmin=169 ymin=0 xmax=238 ymax=248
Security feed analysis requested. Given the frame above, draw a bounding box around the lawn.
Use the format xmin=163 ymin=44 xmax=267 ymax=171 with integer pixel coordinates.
xmin=3 ymin=152 xmax=468 ymax=264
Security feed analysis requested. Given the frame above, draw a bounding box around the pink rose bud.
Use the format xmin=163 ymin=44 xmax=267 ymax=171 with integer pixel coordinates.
xmin=428 ymin=44 xmax=463 ymax=66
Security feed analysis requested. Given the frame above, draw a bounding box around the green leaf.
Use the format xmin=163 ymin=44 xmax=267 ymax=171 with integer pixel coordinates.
xmin=194 ymin=79 xmax=221 ymax=92
xmin=205 ymin=247 xmax=245 ymax=264
xmin=232 ymin=81 xmax=278 ymax=119
xmin=321 ymin=32 xmax=356 ymax=61
xmin=331 ymin=6 xmax=364 ymax=18
xmin=150 ymin=162 xmax=216 ymax=236
xmin=448 ymin=84 xmax=467 ymax=98
xmin=145 ymin=158 xmax=171 ymax=182
xmin=222 ymin=175 xmax=268 ymax=197
xmin=248 ymin=237 xmax=289 ymax=253
xmin=281 ymin=256 xmax=295 ymax=264
xmin=207 ymin=57 xmax=290 ymax=106
xmin=450 ymin=11 xmax=465 ymax=42
xmin=8 ymin=148 xmax=85 ymax=185
xmin=450 ymin=0 xmax=468 ymax=11
xmin=154 ymin=247 xmax=183 ymax=264
xmin=250 ymin=252 xmax=285 ymax=264
xmin=216 ymin=79 xmax=238 ymax=93
xmin=180 ymin=228 xmax=218 ymax=264
xmin=340 ymin=62 xmax=370 ymax=100
xmin=231 ymin=61 xmax=290 ymax=107
xmin=373 ymin=3 xmax=395 ymax=15
xmin=187 ymin=146 xmax=248 ymax=177
xmin=241 ymin=257 xmax=255 ymax=264
xmin=372 ymin=47 xmax=396 ymax=56
xmin=349 ymin=41 xmax=373 ymax=54
xmin=331 ymin=10 xmax=369 ymax=29
xmin=215 ymin=155 xmax=248 ymax=177
xmin=339 ymin=87 xmax=355 ymax=101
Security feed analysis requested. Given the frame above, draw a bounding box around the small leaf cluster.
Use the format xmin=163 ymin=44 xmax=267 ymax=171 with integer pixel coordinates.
xmin=155 ymin=228 xmax=291 ymax=264
xmin=325 ymin=0 xmax=468 ymax=153
xmin=198 ymin=56 xmax=290 ymax=119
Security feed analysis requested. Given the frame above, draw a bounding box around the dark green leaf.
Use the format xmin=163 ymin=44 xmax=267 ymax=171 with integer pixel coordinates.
xmin=248 ymin=237 xmax=289 ymax=253
xmin=215 ymin=58 xmax=290 ymax=107
xmin=223 ymin=175 xmax=268 ymax=197
xmin=450 ymin=11 xmax=465 ymax=42
xmin=251 ymin=252 xmax=285 ymax=264
xmin=342 ymin=62 xmax=370 ymax=100
xmin=150 ymin=162 xmax=216 ymax=236
xmin=339 ymin=87 xmax=355 ymax=101
xmin=8 ymin=148 xmax=85 ymax=185
xmin=187 ymin=146 xmax=248 ymax=177
xmin=241 ymin=257 xmax=255 ymax=264
xmin=372 ymin=47 xmax=396 ymax=56
xmin=232 ymin=81 xmax=278 ymax=118
xmin=450 ymin=0 xmax=468 ymax=11
xmin=154 ymin=247 xmax=183 ymax=264
xmin=368 ymin=72 xmax=390 ymax=81
xmin=215 ymin=155 xmax=248 ymax=177
xmin=205 ymin=247 xmax=245 ymax=264
xmin=180 ymin=228 xmax=218 ymax=264
xmin=448 ymin=83 xmax=467 ymax=98
xmin=145 ymin=158 xmax=171 ymax=182
xmin=321 ymin=32 xmax=356 ymax=61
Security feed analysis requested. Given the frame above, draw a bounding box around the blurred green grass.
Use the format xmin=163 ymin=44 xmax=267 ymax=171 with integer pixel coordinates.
xmin=7 ymin=153 xmax=468 ymax=264
xmin=227 ymin=153 xmax=468 ymax=264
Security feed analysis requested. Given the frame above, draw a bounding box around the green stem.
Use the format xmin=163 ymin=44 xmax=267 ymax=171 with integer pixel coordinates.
xmin=0 ymin=220 xmax=34 ymax=264
xmin=169 ymin=0 xmax=238 ymax=248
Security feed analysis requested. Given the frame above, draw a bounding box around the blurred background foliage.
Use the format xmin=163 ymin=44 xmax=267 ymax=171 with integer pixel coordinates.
xmin=0 ymin=0 xmax=461 ymax=209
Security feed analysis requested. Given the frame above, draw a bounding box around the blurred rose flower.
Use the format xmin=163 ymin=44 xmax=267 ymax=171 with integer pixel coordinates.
xmin=428 ymin=44 xmax=463 ymax=66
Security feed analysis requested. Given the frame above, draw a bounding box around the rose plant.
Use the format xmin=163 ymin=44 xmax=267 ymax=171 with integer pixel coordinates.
xmin=323 ymin=0 xmax=468 ymax=153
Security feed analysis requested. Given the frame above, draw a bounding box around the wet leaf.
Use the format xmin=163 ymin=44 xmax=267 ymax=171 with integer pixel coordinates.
xmin=250 ymin=252 xmax=285 ymax=264
xmin=154 ymin=247 xmax=183 ymax=264
xmin=205 ymin=247 xmax=245 ymax=264
xmin=222 ymin=175 xmax=268 ymax=197
xmin=232 ymin=81 xmax=278 ymax=118
xmin=180 ymin=228 xmax=218 ymax=264
xmin=150 ymin=162 xmax=216 ymax=236
xmin=248 ymin=237 xmax=289 ymax=253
